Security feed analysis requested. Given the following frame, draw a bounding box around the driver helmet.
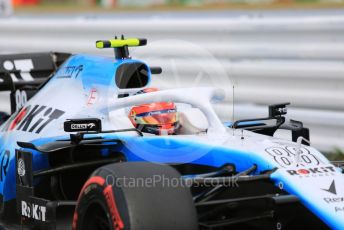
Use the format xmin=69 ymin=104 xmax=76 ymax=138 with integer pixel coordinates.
xmin=128 ymin=88 xmax=179 ymax=135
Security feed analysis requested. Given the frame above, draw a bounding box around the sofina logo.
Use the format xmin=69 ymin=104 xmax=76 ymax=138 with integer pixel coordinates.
xmin=17 ymin=158 xmax=26 ymax=177
xmin=324 ymin=197 xmax=344 ymax=204
xmin=322 ymin=180 xmax=337 ymax=195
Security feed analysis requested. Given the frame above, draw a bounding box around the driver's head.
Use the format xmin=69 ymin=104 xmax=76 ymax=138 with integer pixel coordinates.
xmin=128 ymin=88 xmax=179 ymax=135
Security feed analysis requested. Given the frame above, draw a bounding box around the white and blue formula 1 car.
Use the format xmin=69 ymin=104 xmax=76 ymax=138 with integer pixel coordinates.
xmin=0 ymin=37 xmax=343 ymax=230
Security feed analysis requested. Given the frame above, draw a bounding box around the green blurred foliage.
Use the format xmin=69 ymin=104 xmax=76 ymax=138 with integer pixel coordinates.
xmin=325 ymin=148 xmax=344 ymax=161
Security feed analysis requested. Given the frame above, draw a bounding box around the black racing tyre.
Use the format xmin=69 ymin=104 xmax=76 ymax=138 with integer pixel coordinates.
xmin=73 ymin=162 xmax=198 ymax=230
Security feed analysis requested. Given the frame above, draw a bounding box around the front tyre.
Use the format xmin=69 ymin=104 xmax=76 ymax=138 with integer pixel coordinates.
xmin=72 ymin=176 xmax=118 ymax=230
xmin=73 ymin=162 xmax=198 ymax=230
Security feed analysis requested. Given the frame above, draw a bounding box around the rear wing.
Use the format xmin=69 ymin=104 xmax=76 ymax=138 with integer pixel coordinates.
xmin=0 ymin=52 xmax=71 ymax=114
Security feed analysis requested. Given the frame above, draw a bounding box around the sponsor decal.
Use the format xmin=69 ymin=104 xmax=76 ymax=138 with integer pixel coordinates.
xmin=266 ymin=146 xmax=320 ymax=168
xmin=57 ymin=65 xmax=83 ymax=79
xmin=322 ymin=180 xmax=337 ymax=195
xmin=64 ymin=118 xmax=101 ymax=133
xmin=286 ymin=166 xmax=336 ymax=178
xmin=21 ymin=201 xmax=47 ymax=222
xmin=15 ymin=90 xmax=28 ymax=112
xmin=71 ymin=123 xmax=96 ymax=130
xmin=87 ymin=88 xmax=98 ymax=106
xmin=335 ymin=206 xmax=344 ymax=212
xmin=324 ymin=197 xmax=344 ymax=204
xmin=136 ymin=109 xmax=177 ymax=117
xmin=2 ymin=59 xmax=34 ymax=82
xmin=17 ymin=158 xmax=26 ymax=177
xmin=322 ymin=181 xmax=344 ymax=206
xmin=8 ymin=107 xmax=28 ymax=131
xmin=0 ymin=150 xmax=9 ymax=181
xmin=88 ymin=123 xmax=96 ymax=129
xmin=9 ymin=105 xmax=65 ymax=134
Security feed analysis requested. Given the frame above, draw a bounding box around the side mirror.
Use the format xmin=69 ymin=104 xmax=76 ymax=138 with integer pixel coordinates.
xmin=64 ymin=118 xmax=102 ymax=133
xmin=269 ymin=102 xmax=290 ymax=118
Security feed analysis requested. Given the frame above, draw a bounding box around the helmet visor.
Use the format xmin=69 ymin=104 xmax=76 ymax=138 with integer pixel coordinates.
xmin=135 ymin=109 xmax=178 ymax=125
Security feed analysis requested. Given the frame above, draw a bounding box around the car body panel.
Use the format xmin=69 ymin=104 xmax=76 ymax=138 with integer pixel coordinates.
xmin=0 ymin=51 xmax=342 ymax=229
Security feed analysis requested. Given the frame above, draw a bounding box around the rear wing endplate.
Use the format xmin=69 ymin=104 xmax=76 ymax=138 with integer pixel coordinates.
xmin=0 ymin=52 xmax=71 ymax=113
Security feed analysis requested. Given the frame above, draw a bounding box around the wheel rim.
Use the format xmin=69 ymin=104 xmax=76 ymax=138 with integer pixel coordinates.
xmin=81 ymin=201 xmax=112 ymax=230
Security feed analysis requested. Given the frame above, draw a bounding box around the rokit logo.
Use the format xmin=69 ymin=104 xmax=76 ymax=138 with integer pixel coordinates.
xmin=21 ymin=201 xmax=47 ymax=222
xmin=9 ymin=105 xmax=65 ymax=133
xmin=286 ymin=166 xmax=336 ymax=177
